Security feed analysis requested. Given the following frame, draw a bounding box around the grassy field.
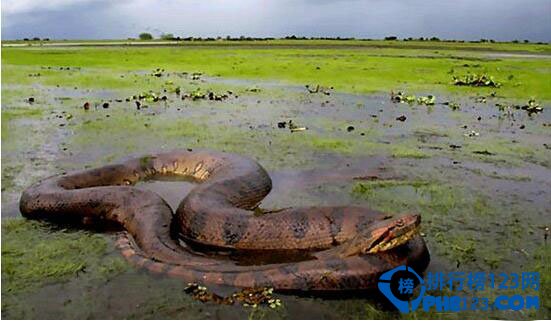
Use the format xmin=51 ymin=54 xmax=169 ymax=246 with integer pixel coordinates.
xmin=2 ymin=40 xmax=550 ymax=100
xmin=1 ymin=40 xmax=550 ymax=319
xmin=4 ymin=39 xmax=551 ymax=53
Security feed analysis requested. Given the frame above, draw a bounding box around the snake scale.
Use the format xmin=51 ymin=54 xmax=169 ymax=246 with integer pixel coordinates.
xmin=20 ymin=149 xmax=429 ymax=291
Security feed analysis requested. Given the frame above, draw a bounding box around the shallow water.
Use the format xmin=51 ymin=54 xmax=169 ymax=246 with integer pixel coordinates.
xmin=2 ymin=68 xmax=549 ymax=319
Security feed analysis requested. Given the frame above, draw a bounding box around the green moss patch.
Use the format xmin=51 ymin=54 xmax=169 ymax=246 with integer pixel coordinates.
xmin=1 ymin=219 xmax=128 ymax=295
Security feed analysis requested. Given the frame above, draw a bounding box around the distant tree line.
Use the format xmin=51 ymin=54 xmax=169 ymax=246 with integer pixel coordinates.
xmin=131 ymin=32 xmax=547 ymax=44
xmin=21 ymin=37 xmax=50 ymax=41
xmin=17 ymin=34 xmax=546 ymax=45
xmin=133 ymin=33 xmax=546 ymax=44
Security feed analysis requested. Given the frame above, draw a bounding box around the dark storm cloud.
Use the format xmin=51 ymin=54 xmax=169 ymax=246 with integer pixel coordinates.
xmin=2 ymin=0 xmax=550 ymax=41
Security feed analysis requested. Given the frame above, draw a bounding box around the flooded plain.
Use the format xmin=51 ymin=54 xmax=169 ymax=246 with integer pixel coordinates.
xmin=1 ymin=64 xmax=550 ymax=319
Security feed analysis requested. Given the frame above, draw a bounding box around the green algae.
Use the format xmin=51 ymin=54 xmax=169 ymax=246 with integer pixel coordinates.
xmin=1 ymin=219 xmax=125 ymax=294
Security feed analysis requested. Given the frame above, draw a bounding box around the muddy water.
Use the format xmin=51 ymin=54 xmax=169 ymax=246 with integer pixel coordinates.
xmin=2 ymin=70 xmax=550 ymax=319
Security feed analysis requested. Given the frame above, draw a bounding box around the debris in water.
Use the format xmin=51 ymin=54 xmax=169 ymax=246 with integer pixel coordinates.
xmin=473 ymin=150 xmax=495 ymax=156
xmin=306 ymin=84 xmax=332 ymax=95
xmin=390 ymin=91 xmax=415 ymax=104
xmin=496 ymin=99 xmax=543 ymax=116
xmin=83 ymin=102 xmax=90 ymax=110
xmin=290 ymin=127 xmax=307 ymax=133
xmin=396 ymin=115 xmax=407 ymax=122
xmin=28 ymin=97 xmax=35 ymax=103
xmin=184 ymin=283 xmax=282 ymax=308
xmin=102 ymin=102 xmax=109 ymax=109
xmin=522 ymin=99 xmax=543 ymax=115
xmin=289 ymin=120 xmax=307 ymax=133
xmin=347 ymin=126 xmax=355 ymax=132
xmin=443 ymin=101 xmax=460 ymax=110
xmin=464 ymin=130 xmax=479 ymax=137
xmin=191 ymin=72 xmax=202 ymax=80
xmin=247 ymin=86 xmax=261 ymax=93
xmin=475 ymin=96 xmax=487 ymax=103
xmin=353 ymin=175 xmax=380 ymax=181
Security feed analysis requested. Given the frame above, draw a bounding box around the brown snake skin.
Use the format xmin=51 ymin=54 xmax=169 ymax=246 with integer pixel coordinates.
xmin=19 ymin=149 xmax=429 ymax=291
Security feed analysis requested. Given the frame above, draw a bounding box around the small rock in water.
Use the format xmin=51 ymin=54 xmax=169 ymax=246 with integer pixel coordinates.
xmin=28 ymin=97 xmax=35 ymax=103
xmin=396 ymin=115 xmax=407 ymax=122
xmin=347 ymin=126 xmax=355 ymax=132
xmin=83 ymin=102 xmax=90 ymax=110
xmin=102 ymin=102 xmax=110 ymax=109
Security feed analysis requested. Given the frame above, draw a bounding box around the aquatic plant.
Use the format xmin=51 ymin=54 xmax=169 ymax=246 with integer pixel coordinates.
xmin=453 ymin=73 xmax=501 ymax=87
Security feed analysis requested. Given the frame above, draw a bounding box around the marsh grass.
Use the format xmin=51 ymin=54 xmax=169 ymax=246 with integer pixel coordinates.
xmin=3 ymin=43 xmax=550 ymax=100
xmin=1 ymin=219 xmax=127 ymax=294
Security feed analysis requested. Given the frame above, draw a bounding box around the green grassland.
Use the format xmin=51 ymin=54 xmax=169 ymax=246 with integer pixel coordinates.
xmin=3 ymin=38 xmax=550 ymax=53
xmin=2 ymin=40 xmax=550 ymax=100
xmin=1 ymin=40 xmax=550 ymax=319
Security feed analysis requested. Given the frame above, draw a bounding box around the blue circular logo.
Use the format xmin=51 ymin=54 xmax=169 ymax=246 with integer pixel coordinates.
xmin=378 ymin=265 xmax=426 ymax=313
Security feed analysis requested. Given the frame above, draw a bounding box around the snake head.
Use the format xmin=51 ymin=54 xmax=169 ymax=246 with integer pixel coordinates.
xmin=315 ymin=214 xmax=421 ymax=259
xmin=362 ymin=213 xmax=421 ymax=254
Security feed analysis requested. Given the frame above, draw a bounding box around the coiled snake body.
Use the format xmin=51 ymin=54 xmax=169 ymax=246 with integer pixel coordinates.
xmin=20 ymin=150 xmax=429 ymax=290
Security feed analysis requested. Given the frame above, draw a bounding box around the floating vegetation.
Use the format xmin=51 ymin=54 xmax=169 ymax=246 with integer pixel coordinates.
xmin=164 ymin=80 xmax=181 ymax=95
xmin=151 ymin=68 xmax=164 ymax=77
xmin=182 ymin=88 xmax=231 ymax=101
xmin=390 ymin=91 xmax=415 ymax=104
xmin=183 ymin=283 xmax=282 ymax=308
xmin=453 ymin=74 xmax=501 ymax=87
xmin=390 ymin=91 xmax=435 ymax=106
xmin=443 ymin=101 xmax=461 ymax=110
xmin=496 ymin=99 xmax=543 ymax=115
xmin=475 ymin=96 xmax=487 ymax=103
xmin=130 ymin=90 xmax=165 ymax=103
xmin=305 ymin=84 xmax=332 ymax=95
xmin=417 ymin=95 xmax=435 ymax=106
xmin=522 ymin=99 xmax=543 ymax=115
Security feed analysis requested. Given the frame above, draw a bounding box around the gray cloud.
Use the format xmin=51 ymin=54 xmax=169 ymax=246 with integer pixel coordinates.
xmin=2 ymin=0 xmax=550 ymax=41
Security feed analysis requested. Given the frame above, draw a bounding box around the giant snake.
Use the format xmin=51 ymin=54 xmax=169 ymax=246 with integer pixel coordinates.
xmin=20 ymin=150 xmax=429 ymax=291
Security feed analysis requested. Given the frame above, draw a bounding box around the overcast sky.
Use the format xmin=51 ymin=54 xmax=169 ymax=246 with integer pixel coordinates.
xmin=2 ymin=0 xmax=550 ymax=41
